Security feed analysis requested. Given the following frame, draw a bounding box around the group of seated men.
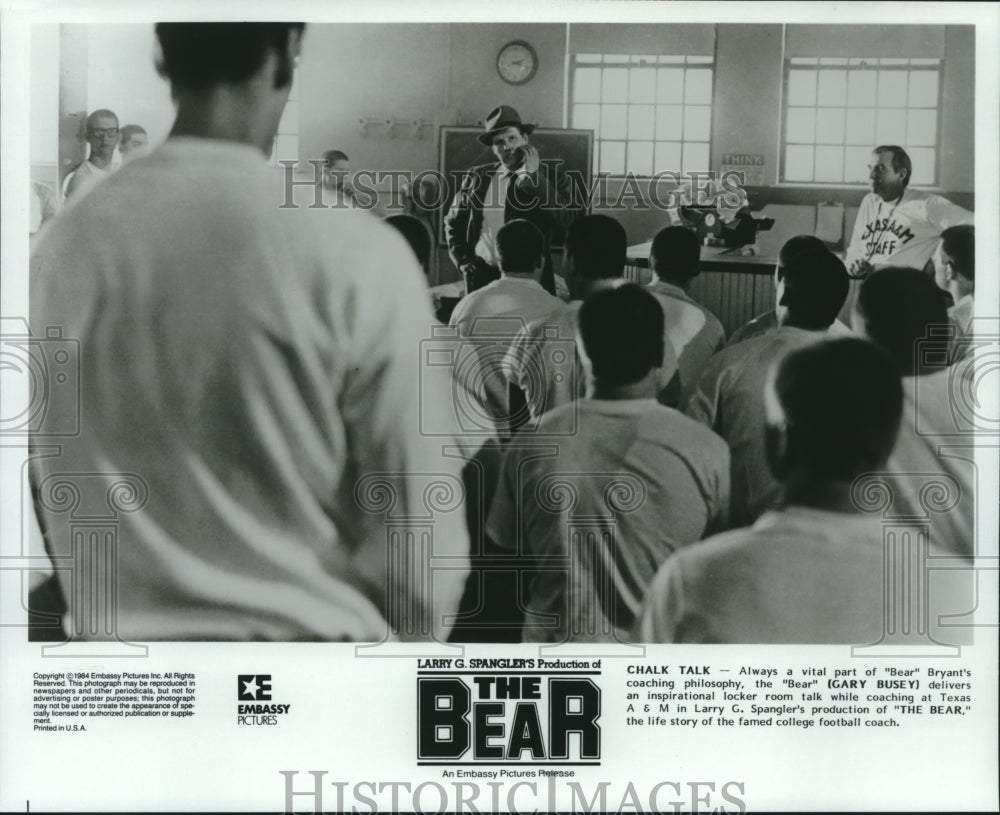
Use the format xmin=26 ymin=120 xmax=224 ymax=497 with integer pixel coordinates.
xmin=415 ymin=213 xmax=978 ymax=644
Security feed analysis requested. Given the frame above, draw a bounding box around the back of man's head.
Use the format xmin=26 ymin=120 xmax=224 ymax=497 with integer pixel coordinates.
xmin=324 ymin=149 xmax=349 ymax=165
xmin=854 ymin=266 xmax=950 ymax=375
xmin=777 ymin=235 xmax=849 ymax=330
xmin=384 ymin=214 xmax=431 ymax=273
xmin=155 ymin=23 xmax=305 ymax=91
xmin=941 ymin=224 xmax=975 ymax=283
xmin=650 ymin=225 xmax=700 ymax=285
xmin=578 ymin=284 xmax=664 ymax=388
xmin=771 ymin=338 xmax=902 ymax=482
xmin=565 ymin=214 xmax=627 ymax=280
xmin=496 ymin=219 xmax=544 ymax=275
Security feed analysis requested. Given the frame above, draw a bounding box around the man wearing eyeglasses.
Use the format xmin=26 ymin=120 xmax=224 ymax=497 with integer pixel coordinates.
xmin=64 ymin=109 xmax=120 ymax=201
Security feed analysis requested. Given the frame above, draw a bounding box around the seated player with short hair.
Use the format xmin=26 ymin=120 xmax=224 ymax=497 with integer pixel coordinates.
xmin=487 ymin=284 xmax=730 ymax=643
xmin=686 ymin=235 xmax=850 ymax=527
xmin=728 ymin=236 xmax=852 ymax=346
xmin=638 ymin=337 xmax=968 ymax=644
xmin=852 ymin=266 xmax=975 ymax=559
xmin=646 ymin=225 xmax=726 ymax=402
xmin=933 ymin=224 xmax=975 ymax=362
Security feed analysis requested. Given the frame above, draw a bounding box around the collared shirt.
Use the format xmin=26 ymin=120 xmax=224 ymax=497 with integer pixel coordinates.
xmin=30 ymin=137 xmax=470 ymax=641
xmin=474 ymin=165 xmax=529 ymax=266
xmin=685 ymin=326 xmax=829 ymax=527
xmin=487 ymin=397 xmax=730 ymax=643
xmin=635 ymin=506 xmax=971 ymax=644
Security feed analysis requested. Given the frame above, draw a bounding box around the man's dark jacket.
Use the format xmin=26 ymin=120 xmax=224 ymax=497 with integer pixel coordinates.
xmin=444 ymin=160 xmax=583 ymax=293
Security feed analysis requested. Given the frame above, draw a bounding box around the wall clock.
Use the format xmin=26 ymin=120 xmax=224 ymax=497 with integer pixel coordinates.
xmin=496 ymin=40 xmax=538 ymax=86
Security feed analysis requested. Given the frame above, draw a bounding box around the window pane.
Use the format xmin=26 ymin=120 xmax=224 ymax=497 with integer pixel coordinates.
xmin=791 ymin=57 xmax=818 ymax=65
xmin=814 ymin=145 xmax=845 ymax=182
xmin=655 ymin=141 xmax=682 ymax=173
xmin=907 ymin=109 xmax=937 ymax=147
xmin=600 ymin=140 xmax=626 ymax=175
xmin=845 ymin=108 xmax=876 ymax=144
xmin=576 ymin=54 xmax=602 ymax=64
xmin=575 ymin=68 xmax=602 ymax=103
xmin=604 ymin=54 xmax=629 ymax=64
xmin=875 ymin=108 xmax=906 ymax=144
xmin=657 ymin=68 xmax=684 ymax=103
xmin=880 ymin=58 xmax=908 ymax=66
xmin=655 ymin=105 xmax=683 ymax=140
xmin=787 ymin=70 xmax=817 ymax=105
xmin=687 ymin=56 xmax=714 ymax=64
xmin=572 ymin=103 xmax=601 ymax=134
xmin=786 ymin=107 xmax=816 ymax=143
xmin=908 ymin=147 xmax=935 ymax=185
xmin=628 ymin=105 xmax=656 ymax=138
xmin=685 ymin=69 xmax=713 ymax=103
xmin=908 ymin=71 xmax=939 ymax=107
xmin=847 ymin=71 xmax=877 ymax=106
xmin=876 ymin=71 xmax=908 ymax=107
xmin=819 ymin=57 xmax=848 ymax=66
xmin=658 ymin=55 xmax=685 ymax=64
xmin=601 ymin=104 xmax=628 ymax=139
xmin=817 ymin=70 xmax=847 ymax=106
xmin=683 ymin=106 xmax=712 ymax=141
xmin=629 ymin=68 xmax=656 ymax=103
xmin=785 ymin=145 xmax=814 ymax=181
xmin=682 ymin=142 xmax=710 ymax=174
xmin=815 ymin=108 xmax=846 ymax=144
xmin=844 ymin=145 xmax=873 ymax=183
xmin=628 ymin=141 xmax=654 ymax=176
xmin=602 ymin=68 xmax=629 ymax=101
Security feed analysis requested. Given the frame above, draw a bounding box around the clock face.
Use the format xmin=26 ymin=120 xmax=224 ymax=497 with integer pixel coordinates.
xmin=497 ymin=41 xmax=538 ymax=86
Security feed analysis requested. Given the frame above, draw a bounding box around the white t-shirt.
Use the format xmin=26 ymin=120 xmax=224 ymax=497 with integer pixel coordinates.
xmin=30 ymin=137 xmax=470 ymax=641
xmin=845 ymin=188 xmax=973 ymax=272
xmin=885 ymin=369 xmax=977 ymax=559
xmin=685 ymin=326 xmax=829 ymax=527
xmin=635 ymin=506 xmax=971 ymax=644
xmin=487 ymin=398 xmax=730 ymax=643
xmin=503 ymin=299 xmax=683 ymax=423
xmin=646 ymin=279 xmax=726 ymax=402
xmin=448 ymin=276 xmax=563 ymax=431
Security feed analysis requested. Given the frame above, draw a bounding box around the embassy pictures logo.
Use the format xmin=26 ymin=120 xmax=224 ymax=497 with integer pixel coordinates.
xmin=237 ymin=675 xmax=291 ymax=726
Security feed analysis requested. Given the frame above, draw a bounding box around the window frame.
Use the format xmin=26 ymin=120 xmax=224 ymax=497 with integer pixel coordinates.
xmin=779 ymin=56 xmax=944 ymax=187
xmin=569 ymin=53 xmax=716 ymax=179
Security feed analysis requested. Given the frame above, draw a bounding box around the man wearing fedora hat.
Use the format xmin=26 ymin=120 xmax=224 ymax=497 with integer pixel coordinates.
xmin=445 ymin=104 xmax=582 ymax=295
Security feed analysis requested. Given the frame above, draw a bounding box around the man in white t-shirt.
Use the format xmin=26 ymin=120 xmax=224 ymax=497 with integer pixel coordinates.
xmin=646 ymin=225 xmax=725 ymax=401
xmin=933 ymin=224 xmax=975 ymax=363
xmin=488 ymin=284 xmax=729 ymax=643
xmin=30 ymin=23 xmax=469 ymax=642
xmin=448 ymin=218 xmax=563 ymax=433
xmin=686 ymin=237 xmax=850 ymax=527
xmin=845 ymin=145 xmax=973 ymax=279
xmin=63 ymin=109 xmax=120 ymax=202
xmin=852 ymin=266 xmax=975 ymax=559
xmin=503 ymin=215 xmax=680 ymax=424
xmin=637 ymin=338 xmax=970 ymax=645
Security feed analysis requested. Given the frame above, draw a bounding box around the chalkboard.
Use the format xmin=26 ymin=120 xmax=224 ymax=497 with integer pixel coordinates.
xmin=436 ymin=126 xmax=594 ymax=246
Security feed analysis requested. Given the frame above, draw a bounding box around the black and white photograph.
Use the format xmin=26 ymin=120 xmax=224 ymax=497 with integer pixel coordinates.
xmin=2 ymin=1 xmax=997 ymax=812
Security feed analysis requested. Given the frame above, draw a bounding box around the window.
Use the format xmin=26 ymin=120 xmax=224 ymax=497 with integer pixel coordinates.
xmin=270 ymin=70 xmax=300 ymax=166
xmin=571 ymin=54 xmax=713 ymax=177
xmin=781 ymin=57 xmax=942 ymax=185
